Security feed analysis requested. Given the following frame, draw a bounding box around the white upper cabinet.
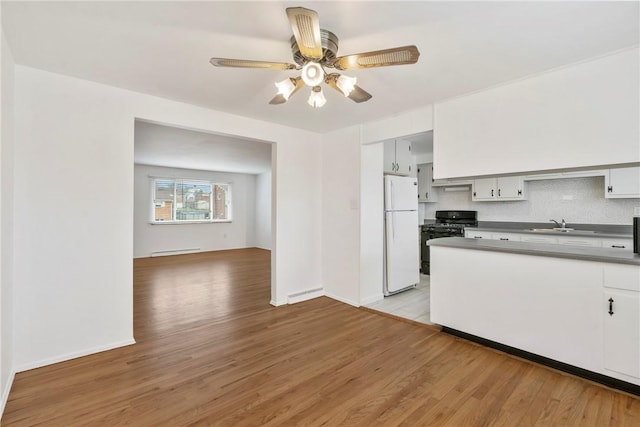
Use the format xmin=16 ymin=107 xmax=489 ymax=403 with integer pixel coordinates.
xmin=417 ymin=163 xmax=438 ymax=203
xmin=433 ymin=48 xmax=639 ymax=179
xmin=472 ymin=176 xmax=526 ymax=201
xmin=605 ymin=167 xmax=640 ymax=198
xmin=384 ymin=139 xmax=413 ymax=176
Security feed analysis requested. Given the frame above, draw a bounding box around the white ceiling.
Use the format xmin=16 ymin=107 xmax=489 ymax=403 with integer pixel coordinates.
xmin=2 ymin=2 xmax=639 ymax=133
xmin=134 ymin=121 xmax=272 ymax=174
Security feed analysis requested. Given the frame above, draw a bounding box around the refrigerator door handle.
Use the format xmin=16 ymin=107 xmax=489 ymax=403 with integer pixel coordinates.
xmin=390 ymin=180 xmax=395 ymax=210
xmin=391 ymin=213 xmax=395 ymax=240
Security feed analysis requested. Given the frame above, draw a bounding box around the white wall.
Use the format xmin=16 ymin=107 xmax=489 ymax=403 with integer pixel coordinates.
xmin=359 ymin=143 xmax=384 ymax=305
xmin=0 ymin=27 xmax=15 ymax=414
xmin=434 ymin=48 xmax=640 ymax=179
xmin=13 ymin=66 xmax=322 ymax=371
xmin=321 ymin=126 xmax=361 ymax=306
xmin=255 ymin=171 xmax=271 ymax=250
xmin=423 ymin=177 xmax=640 ymax=225
xmin=133 ymin=164 xmax=257 ymax=257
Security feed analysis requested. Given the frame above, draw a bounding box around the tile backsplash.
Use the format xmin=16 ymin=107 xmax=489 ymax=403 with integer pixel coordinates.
xmin=421 ymin=176 xmax=639 ymax=225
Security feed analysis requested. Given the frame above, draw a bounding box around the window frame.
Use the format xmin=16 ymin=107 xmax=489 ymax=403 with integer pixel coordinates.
xmin=150 ymin=177 xmax=232 ymax=224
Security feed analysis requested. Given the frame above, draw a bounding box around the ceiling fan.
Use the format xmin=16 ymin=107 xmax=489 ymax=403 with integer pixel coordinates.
xmin=210 ymin=7 xmax=420 ymax=108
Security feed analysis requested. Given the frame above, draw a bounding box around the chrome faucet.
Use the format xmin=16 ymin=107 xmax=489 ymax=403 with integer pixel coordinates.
xmin=550 ymin=219 xmax=566 ymax=229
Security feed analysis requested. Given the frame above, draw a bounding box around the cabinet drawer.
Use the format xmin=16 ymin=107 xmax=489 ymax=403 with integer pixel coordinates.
xmin=520 ymin=235 xmax=558 ymax=244
xmin=601 ymin=239 xmax=634 ymax=251
xmin=465 ymin=231 xmax=492 ymax=239
xmin=557 ymin=237 xmax=601 ymax=247
xmin=492 ymin=233 xmax=521 ymax=242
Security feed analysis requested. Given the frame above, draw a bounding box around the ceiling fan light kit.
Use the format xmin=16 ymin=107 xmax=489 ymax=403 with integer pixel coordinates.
xmin=301 ymin=62 xmax=324 ymax=87
xmin=210 ymin=6 xmax=420 ymax=108
xmin=307 ymin=86 xmax=326 ymax=108
xmin=275 ymin=78 xmax=297 ymax=100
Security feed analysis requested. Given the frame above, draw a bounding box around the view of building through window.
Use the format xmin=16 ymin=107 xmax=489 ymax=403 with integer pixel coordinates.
xmin=153 ymin=179 xmax=231 ymax=222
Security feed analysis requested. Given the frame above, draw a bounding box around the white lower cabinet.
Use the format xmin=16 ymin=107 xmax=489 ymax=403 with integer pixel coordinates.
xmin=603 ymin=264 xmax=640 ymax=379
xmin=604 ymin=290 xmax=640 ymax=378
xmin=431 ymin=246 xmax=640 ymax=386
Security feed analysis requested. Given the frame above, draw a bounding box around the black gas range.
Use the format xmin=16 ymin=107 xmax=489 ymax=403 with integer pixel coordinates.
xmin=421 ymin=210 xmax=478 ymax=274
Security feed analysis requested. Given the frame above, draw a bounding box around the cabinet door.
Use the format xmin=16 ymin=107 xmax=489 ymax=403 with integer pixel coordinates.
xmin=417 ymin=164 xmax=429 ymax=202
xmin=424 ymin=164 xmax=437 ymax=202
xmin=604 ymin=290 xmax=640 ymax=378
xmin=395 ymin=140 xmax=413 ymax=176
xmin=383 ymin=141 xmax=397 ymax=174
xmin=472 ymin=178 xmax=496 ymax=201
xmin=606 ymin=167 xmax=640 ymax=199
xmin=497 ymin=176 xmax=525 ymax=199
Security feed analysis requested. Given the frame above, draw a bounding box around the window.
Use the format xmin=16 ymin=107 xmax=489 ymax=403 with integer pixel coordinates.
xmin=152 ymin=178 xmax=231 ymax=223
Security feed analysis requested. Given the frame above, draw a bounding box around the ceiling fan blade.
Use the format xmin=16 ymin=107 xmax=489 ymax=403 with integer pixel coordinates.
xmin=269 ymin=77 xmax=304 ymax=105
xmin=325 ymin=74 xmax=373 ymax=103
xmin=346 ymin=85 xmax=373 ymax=103
xmin=210 ymin=58 xmax=297 ymax=70
xmin=332 ymin=45 xmax=420 ymax=70
xmin=269 ymin=94 xmax=287 ymax=105
xmin=286 ymin=7 xmax=323 ymax=60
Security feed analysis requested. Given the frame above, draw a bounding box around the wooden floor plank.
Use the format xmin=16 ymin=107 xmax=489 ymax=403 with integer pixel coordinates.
xmin=3 ymin=248 xmax=640 ymax=425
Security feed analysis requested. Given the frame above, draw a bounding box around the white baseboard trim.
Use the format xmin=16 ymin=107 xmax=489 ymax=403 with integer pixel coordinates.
xmin=0 ymin=368 xmax=16 ymax=421
xmin=360 ymin=293 xmax=384 ymax=306
xmin=150 ymin=248 xmax=200 ymax=257
xmin=270 ymin=299 xmax=287 ymax=307
xmin=287 ymin=288 xmax=324 ymax=304
xmin=14 ymin=338 xmax=136 ymax=373
xmin=324 ymin=291 xmax=360 ymax=307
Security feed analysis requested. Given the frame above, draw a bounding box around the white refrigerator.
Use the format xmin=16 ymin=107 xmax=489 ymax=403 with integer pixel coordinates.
xmin=384 ymin=175 xmax=420 ymax=295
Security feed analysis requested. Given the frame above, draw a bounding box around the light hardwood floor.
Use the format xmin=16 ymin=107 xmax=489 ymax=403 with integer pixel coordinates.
xmin=3 ymin=248 xmax=640 ymax=425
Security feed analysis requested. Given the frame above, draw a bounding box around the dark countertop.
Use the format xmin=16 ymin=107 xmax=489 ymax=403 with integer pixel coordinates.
xmin=423 ymin=220 xmax=632 ymax=239
xmin=428 ymin=237 xmax=640 ymax=266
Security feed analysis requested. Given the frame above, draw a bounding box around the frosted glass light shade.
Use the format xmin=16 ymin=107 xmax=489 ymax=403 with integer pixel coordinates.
xmin=275 ymin=78 xmax=296 ymax=100
xmin=336 ymin=75 xmax=357 ymax=96
xmin=307 ymin=86 xmax=326 ymax=108
xmin=301 ymin=62 xmax=324 ymax=87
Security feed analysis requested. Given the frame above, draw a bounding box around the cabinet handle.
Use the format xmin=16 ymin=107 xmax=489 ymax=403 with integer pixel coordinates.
xmin=491 ymin=189 xmax=494 ymax=197
xmin=498 ymin=189 xmax=501 ymax=197
xmin=517 ymin=189 xmax=522 ymax=196
xmin=409 ymin=165 xmax=411 ymax=172
xmin=607 ymin=185 xmax=613 ymax=193
xmin=611 ymin=245 xmax=625 ymax=248
xmin=499 ymin=238 xmax=509 ymax=241
xmin=474 ymin=236 xmax=482 ymax=239
xmin=473 ymin=192 xmax=476 ymax=197
xmin=426 ymin=192 xmax=429 ymax=199
xmin=608 ymin=298 xmax=614 ymax=316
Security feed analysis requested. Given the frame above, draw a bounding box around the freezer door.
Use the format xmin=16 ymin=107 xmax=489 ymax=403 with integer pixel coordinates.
xmin=385 ymin=210 xmax=420 ymax=293
xmin=384 ymin=175 xmax=418 ymax=211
